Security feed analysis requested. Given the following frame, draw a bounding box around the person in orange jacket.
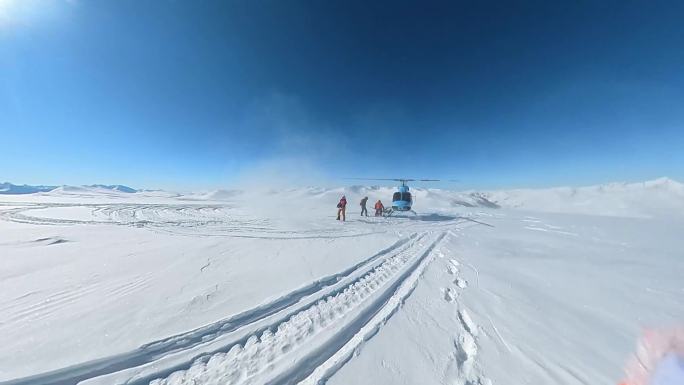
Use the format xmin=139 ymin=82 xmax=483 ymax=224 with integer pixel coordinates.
xmin=374 ymin=200 xmax=384 ymax=216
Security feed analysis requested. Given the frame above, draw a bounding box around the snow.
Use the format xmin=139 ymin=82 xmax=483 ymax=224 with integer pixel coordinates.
xmin=0 ymin=182 xmax=57 ymax=195
xmin=0 ymin=178 xmax=682 ymax=385
xmin=0 ymin=183 xmax=138 ymax=195
xmin=482 ymin=177 xmax=684 ymax=218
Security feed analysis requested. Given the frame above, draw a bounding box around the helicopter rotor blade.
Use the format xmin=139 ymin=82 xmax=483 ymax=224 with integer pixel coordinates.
xmin=345 ymin=177 xmax=441 ymax=182
xmin=344 ymin=178 xmax=403 ymax=181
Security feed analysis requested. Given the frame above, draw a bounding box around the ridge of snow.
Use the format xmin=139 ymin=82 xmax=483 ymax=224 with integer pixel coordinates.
xmin=86 ymin=184 xmax=138 ymax=193
xmin=0 ymin=182 xmax=58 ymax=195
xmin=199 ymin=189 xmax=244 ymax=201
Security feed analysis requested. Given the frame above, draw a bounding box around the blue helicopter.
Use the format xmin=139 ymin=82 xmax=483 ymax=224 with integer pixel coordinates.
xmin=347 ymin=178 xmax=440 ymax=216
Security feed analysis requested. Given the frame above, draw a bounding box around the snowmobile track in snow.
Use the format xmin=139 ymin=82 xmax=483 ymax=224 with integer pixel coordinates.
xmin=1 ymin=232 xmax=444 ymax=385
xmin=0 ymin=203 xmax=377 ymax=239
xmin=144 ymin=231 xmax=447 ymax=385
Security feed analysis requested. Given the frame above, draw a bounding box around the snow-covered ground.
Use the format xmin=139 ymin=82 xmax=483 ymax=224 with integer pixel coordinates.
xmin=0 ymin=179 xmax=682 ymax=385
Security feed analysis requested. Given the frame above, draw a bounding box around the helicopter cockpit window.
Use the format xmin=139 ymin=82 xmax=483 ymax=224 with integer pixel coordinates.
xmin=392 ymin=192 xmax=401 ymax=201
xmin=402 ymin=192 xmax=412 ymax=201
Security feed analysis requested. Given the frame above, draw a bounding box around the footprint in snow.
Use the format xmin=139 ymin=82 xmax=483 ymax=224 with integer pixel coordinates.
xmin=457 ymin=309 xmax=477 ymax=337
xmin=455 ymin=278 xmax=468 ymax=289
xmin=446 ymin=308 xmax=490 ymax=385
xmin=447 ymin=259 xmax=460 ymax=274
xmin=443 ymin=287 xmax=456 ymax=302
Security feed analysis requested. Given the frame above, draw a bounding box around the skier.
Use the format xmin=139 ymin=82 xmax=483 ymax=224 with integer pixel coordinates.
xmin=336 ymin=195 xmax=347 ymax=221
xmin=374 ymin=200 xmax=384 ymax=216
xmin=360 ymin=196 xmax=368 ymax=217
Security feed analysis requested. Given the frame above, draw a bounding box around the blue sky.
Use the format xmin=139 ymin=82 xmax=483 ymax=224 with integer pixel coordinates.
xmin=1 ymin=0 xmax=683 ymax=190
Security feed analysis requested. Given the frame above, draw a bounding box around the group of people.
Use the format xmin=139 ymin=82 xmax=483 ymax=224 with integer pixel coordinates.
xmin=336 ymin=195 xmax=385 ymax=221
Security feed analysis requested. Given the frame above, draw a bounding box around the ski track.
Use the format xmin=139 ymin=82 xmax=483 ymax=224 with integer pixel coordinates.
xmin=0 ymin=203 xmax=378 ymax=240
xmin=524 ymin=225 xmax=578 ymax=237
xmin=0 ymin=203 xmax=486 ymax=240
xmin=296 ymin=232 xmax=448 ymax=385
xmin=145 ymin=232 xmax=448 ymax=385
xmin=1 ymin=231 xmax=451 ymax=385
xmin=0 ymin=273 xmax=154 ymax=326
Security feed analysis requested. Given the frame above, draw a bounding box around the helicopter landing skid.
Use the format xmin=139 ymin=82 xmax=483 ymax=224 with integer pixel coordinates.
xmin=384 ymin=209 xmax=416 ymax=217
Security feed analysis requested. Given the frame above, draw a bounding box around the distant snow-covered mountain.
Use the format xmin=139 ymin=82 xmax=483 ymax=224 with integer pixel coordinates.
xmin=85 ymin=184 xmax=137 ymax=193
xmin=0 ymin=182 xmax=137 ymax=195
xmin=481 ymin=177 xmax=684 ymax=217
xmin=48 ymin=185 xmax=138 ymax=196
xmin=0 ymin=182 xmax=57 ymax=195
xmin=2 ymin=178 xmax=682 ymax=218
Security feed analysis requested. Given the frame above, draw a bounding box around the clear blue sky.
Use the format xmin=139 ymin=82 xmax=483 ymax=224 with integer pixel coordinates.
xmin=2 ymin=0 xmax=683 ymax=190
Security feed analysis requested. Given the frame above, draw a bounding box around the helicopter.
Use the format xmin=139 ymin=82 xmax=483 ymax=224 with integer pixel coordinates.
xmin=346 ymin=178 xmax=441 ymax=216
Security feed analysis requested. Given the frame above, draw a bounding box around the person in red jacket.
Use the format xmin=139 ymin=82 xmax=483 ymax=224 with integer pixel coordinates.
xmin=374 ymin=200 xmax=384 ymax=216
xmin=336 ymin=195 xmax=347 ymax=221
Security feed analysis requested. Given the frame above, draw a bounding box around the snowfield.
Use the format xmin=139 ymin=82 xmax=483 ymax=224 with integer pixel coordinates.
xmin=0 ymin=179 xmax=682 ymax=385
